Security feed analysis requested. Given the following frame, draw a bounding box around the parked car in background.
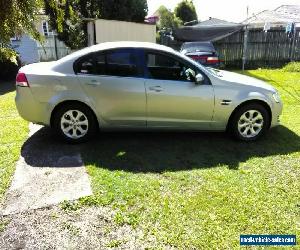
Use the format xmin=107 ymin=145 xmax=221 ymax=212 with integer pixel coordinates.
xmin=15 ymin=42 xmax=282 ymax=143
xmin=180 ymin=41 xmax=221 ymax=68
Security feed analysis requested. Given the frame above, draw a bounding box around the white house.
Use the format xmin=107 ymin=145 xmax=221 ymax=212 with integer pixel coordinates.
xmin=11 ymin=14 xmax=70 ymax=64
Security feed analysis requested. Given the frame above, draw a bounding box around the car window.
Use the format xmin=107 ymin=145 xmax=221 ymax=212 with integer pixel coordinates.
xmin=94 ymin=53 xmax=106 ymax=75
xmin=76 ymin=55 xmax=95 ymax=74
xmin=75 ymin=49 xmax=140 ymax=77
xmin=146 ymin=52 xmax=196 ymax=82
xmin=106 ymin=50 xmax=139 ymax=77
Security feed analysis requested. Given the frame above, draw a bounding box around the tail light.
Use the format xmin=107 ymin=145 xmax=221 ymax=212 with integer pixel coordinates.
xmin=189 ymin=55 xmax=207 ymax=60
xmin=206 ymin=57 xmax=220 ymax=64
xmin=16 ymin=72 xmax=29 ymax=87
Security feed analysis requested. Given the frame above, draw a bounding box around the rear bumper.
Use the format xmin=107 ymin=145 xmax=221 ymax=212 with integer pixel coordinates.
xmin=15 ymin=87 xmax=50 ymax=125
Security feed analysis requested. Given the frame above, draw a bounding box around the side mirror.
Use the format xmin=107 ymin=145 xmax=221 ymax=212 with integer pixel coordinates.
xmin=195 ymin=73 xmax=204 ymax=84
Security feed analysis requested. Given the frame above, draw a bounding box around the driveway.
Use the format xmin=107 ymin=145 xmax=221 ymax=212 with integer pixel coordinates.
xmin=0 ymin=124 xmax=148 ymax=250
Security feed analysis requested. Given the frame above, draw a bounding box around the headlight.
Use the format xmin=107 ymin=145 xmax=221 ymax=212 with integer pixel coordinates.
xmin=272 ymin=92 xmax=281 ymax=103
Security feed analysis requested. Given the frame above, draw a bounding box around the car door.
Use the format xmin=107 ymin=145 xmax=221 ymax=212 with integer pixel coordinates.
xmin=144 ymin=51 xmax=215 ymax=129
xmin=76 ymin=48 xmax=146 ymax=127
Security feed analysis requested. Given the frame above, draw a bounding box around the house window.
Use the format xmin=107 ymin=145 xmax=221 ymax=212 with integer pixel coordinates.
xmin=42 ymin=21 xmax=53 ymax=36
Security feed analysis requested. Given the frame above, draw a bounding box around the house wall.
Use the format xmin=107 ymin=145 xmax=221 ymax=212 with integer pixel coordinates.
xmin=37 ymin=37 xmax=71 ymax=61
xmin=11 ymin=36 xmax=39 ymax=64
xmin=94 ymin=19 xmax=156 ymax=44
xmin=10 ymin=14 xmax=70 ymax=64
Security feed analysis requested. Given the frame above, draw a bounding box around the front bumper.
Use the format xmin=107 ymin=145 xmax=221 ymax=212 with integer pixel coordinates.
xmin=270 ymin=101 xmax=283 ymax=128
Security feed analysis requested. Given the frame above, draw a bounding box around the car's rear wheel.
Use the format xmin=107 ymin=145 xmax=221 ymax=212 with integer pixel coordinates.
xmin=53 ymin=103 xmax=97 ymax=143
xmin=230 ymin=103 xmax=270 ymax=141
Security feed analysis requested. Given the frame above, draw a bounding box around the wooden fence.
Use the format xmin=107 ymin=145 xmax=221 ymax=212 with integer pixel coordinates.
xmin=164 ymin=27 xmax=300 ymax=69
xmin=214 ymin=28 xmax=300 ymax=68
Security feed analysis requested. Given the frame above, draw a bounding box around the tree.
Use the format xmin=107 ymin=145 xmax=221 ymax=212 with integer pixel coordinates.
xmin=99 ymin=0 xmax=147 ymax=23
xmin=0 ymin=0 xmax=43 ymax=44
xmin=174 ymin=0 xmax=198 ymax=24
xmin=157 ymin=5 xmax=181 ymax=30
xmin=0 ymin=0 xmax=43 ymax=65
xmin=45 ymin=0 xmax=86 ymax=49
xmin=45 ymin=0 xmax=148 ymax=49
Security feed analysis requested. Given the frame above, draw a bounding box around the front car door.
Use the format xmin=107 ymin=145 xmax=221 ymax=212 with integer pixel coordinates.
xmin=144 ymin=50 xmax=215 ymax=129
xmin=75 ymin=48 xmax=146 ymax=127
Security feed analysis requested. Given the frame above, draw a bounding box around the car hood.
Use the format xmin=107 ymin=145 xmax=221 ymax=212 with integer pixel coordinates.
xmin=216 ymin=70 xmax=276 ymax=92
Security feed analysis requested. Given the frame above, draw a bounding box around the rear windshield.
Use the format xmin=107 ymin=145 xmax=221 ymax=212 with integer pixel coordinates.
xmin=181 ymin=42 xmax=216 ymax=53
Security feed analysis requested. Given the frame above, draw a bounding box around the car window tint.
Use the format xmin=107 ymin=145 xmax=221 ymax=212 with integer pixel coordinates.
xmin=106 ymin=50 xmax=138 ymax=77
xmin=146 ymin=53 xmax=195 ymax=82
xmin=77 ymin=56 xmax=94 ymax=74
xmin=95 ymin=53 xmax=106 ymax=75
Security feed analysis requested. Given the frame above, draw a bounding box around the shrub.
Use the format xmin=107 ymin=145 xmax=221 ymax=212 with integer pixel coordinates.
xmin=0 ymin=47 xmax=20 ymax=80
xmin=282 ymin=61 xmax=300 ymax=72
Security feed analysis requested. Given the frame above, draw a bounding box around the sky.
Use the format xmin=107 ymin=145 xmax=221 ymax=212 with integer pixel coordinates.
xmin=147 ymin=0 xmax=300 ymax=23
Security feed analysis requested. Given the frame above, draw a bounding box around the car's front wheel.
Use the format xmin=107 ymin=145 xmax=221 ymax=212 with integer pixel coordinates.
xmin=53 ymin=103 xmax=97 ymax=143
xmin=230 ymin=103 xmax=270 ymax=141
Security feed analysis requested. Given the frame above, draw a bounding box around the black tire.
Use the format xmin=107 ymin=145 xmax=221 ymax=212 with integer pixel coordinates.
xmin=53 ymin=103 xmax=97 ymax=143
xmin=229 ymin=103 xmax=270 ymax=141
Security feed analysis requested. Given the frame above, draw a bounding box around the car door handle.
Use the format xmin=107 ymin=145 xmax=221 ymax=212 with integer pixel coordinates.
xmin=149 ymin=86 xmax=163 ymax=92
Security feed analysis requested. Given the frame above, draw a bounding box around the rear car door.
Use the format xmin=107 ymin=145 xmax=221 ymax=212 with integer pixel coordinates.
xmin=144 ymin=50 xmax=215 ymax=129
xmin=75 ymin=48 xmax=146 ymax=127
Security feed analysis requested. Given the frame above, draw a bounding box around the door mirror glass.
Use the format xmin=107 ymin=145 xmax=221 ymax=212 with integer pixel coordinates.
xmin=195 ymin=73 xmax=204 ymax=84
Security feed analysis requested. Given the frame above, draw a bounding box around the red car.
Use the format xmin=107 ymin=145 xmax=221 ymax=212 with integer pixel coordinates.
xmin=180 ymin=41 xmax=221 ymax=68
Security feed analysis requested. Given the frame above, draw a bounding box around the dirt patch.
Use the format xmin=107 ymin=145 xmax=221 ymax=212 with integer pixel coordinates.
xmin=0 ymin=205 xmax=153 ymax=249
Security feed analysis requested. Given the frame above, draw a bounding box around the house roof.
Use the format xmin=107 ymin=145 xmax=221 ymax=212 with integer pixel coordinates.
xmin=275 ymin=5 xmax=300 ymax=19
xmin=243 ymin=5 xmax=300 ymax=27
xmin=193 ymin=18 xmax=241 ymax=27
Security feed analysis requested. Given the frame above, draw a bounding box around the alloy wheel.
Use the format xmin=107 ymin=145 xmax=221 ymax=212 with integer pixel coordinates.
xmin=60 ymin=110 xmax=89 ymax=139
xmin=237 ymin=110 xmax=264 ymax=138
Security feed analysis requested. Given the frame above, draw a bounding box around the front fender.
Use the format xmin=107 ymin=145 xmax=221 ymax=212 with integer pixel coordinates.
xmin=212 ymin=88 xmax=273 ymax=130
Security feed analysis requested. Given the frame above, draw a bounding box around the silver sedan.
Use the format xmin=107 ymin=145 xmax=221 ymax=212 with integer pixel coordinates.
xmin=15 ymin=42 xmax=282 ymax=142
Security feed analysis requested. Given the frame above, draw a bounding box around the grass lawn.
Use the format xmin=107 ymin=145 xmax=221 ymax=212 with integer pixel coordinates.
xmin=79 ymin=69 xmax=300 ymax=249
xmin=0 ymin=82 xmax=28 ymax=200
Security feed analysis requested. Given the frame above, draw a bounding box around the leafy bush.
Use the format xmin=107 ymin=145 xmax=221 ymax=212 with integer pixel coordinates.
xmin=282 ymin=61 xmax=300 ymax=72
xmin=0 ymin=47 xmax=20 ymax=80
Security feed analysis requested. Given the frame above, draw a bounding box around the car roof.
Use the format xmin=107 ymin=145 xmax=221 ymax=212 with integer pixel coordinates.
xmin=58 ymin=41 xmax=176 ymax=63
xmin=53 ymin=41 xmax=207 ymax=75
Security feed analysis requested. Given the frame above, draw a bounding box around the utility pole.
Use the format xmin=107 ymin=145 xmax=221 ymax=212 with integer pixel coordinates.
xmin=289 ymin=23 xmax=297 ymax=62
xmin=242 ymin=6 xmax=249 ymax=71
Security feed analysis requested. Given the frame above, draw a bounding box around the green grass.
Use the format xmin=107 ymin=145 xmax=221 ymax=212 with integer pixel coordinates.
xmin=80 ymin=69 xmax=300 ymax=249
xmin=0 ymin=71 xmax=299 ymax=248
xmin=0 ymin=81 xmax=28 ymax=199
xmin=282 ymin=62 xmax=300 ymax=73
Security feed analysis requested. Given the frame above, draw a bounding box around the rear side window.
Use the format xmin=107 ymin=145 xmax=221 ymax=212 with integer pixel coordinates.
xmin=76 ymin=56 xmax=95 ymax=74
xmin=106 ymin=50 xmax=139 ymax=77
xmin=95 ymin=53 xmax=106 ymax=75
xmin=75 ymin=49 xmax=140 ymax=77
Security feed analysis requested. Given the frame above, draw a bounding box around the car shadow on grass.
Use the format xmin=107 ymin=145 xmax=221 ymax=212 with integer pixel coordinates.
xmin=21 ymin=125 xmax=300 ymax=172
